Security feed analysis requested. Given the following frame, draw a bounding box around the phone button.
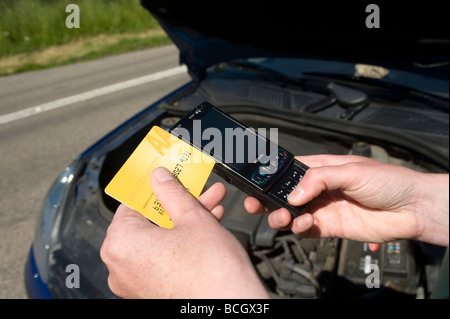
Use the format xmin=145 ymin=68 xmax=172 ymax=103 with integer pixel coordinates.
xmin=275 ymin=187 xmax=289 ymax=199
xmin=269 ymin=184 xmax=288 ymax=200
xmin=270 ymin=166 xmax=304 ymax=201
xmin=282 ymin=178 xmax=295 ymax=189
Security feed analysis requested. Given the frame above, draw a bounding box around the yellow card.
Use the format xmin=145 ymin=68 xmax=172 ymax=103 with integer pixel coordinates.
xmin=105 ymin=126 xmax=215 ymax=229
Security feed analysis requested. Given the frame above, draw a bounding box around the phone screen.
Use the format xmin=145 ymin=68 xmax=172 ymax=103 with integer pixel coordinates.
xmin=172 ymin=107 xmax=278 ymax=174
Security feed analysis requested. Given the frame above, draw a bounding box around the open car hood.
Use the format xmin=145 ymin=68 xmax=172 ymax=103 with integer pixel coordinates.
xmin=141 ymin=1 xmax=448 ymax=81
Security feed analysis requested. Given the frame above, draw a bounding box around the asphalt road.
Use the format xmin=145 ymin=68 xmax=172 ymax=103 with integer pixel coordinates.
xmin=0 ymin=45 xmax=190 ymax=298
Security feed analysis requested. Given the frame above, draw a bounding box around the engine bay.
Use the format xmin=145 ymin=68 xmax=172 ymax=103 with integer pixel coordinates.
xmin=79 ymin=56 xmax=447 ymax=299
xmin=95 ymin=101 xmax=446 ymax=298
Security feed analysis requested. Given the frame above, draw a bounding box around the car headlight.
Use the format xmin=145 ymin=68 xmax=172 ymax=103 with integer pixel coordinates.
xmin=32 ymin=158 xmax=85 ymax=284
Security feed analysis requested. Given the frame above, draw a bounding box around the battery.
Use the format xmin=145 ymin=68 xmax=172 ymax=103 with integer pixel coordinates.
xmin=336 ymin=239 xmax=419 ymax=296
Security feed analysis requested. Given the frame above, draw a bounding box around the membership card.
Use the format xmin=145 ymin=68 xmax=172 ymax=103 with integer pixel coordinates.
xmin=105 ymin=125 xmax=215 ymax=228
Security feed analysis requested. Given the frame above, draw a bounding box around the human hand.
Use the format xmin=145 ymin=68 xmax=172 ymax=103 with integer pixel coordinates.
xmin=101 ymin=167 xmax=269 ymax=299
xmin=245 ymin=155 xmax=449 ymax=246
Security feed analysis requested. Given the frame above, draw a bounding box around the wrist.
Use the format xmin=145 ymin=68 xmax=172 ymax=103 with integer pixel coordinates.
xmin=413 ymin=173 xmax=449 ymax=246
xmin=209 ymin=256 xmax=270 ymax=299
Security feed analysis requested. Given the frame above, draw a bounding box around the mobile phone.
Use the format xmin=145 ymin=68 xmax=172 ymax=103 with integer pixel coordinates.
xmin=170 ymin=101 xmax=309 ymax=219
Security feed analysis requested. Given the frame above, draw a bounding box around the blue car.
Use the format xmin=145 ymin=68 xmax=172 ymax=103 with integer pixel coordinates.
xmin=26 ymin=1 xmax=448 ymax=299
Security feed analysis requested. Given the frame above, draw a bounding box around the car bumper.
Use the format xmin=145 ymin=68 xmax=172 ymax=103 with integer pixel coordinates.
xmin=24 ymin=245 xmax=53 ymax=299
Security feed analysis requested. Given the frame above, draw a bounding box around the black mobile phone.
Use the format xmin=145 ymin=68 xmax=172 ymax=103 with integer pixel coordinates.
xmin=170 ymin=101 xmax=309 ymax=219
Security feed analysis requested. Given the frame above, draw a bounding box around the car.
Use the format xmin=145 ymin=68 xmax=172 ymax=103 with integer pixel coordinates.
xmin=25 ymin=1 xmax=448 ymax=299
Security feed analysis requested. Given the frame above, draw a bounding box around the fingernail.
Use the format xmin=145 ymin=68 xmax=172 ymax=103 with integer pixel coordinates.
xmin=152 ymin=167 xmax=174 ymax=182
xmin=287 ymin=186 xmax=304 ymax=203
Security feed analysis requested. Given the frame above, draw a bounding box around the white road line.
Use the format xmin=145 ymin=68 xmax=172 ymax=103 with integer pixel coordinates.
xmin=0 ymin=65 xmax=187 ymax=125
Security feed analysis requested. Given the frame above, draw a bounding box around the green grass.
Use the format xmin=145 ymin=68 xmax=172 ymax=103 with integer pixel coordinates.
xmin=0 ymin=0 xmax=171 ymax=75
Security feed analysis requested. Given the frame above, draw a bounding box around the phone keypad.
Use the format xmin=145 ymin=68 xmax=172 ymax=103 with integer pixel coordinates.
xmin=269 ymin=164 xmax=304 ymax=202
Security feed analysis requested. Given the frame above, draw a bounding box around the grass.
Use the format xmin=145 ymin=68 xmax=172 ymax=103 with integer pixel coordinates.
xmin=0 ymin=0 xmax=171 ymax=76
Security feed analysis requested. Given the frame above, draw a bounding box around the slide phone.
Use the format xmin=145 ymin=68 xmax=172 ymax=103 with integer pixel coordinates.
xmin=170 ymin=102 xmax=309 ymax=219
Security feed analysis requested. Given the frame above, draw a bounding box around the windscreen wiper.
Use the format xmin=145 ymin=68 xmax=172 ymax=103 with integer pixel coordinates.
xmin=226 ymin=61 xmax=369 ymax=119
xmin=303 ymin=72 xmax=449 ymax=113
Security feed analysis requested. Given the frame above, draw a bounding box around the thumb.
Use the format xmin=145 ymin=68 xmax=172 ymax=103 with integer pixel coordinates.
xmin=287 ymin=164 xmax=359 ymax=206
xmin=150 ymin=167 xmax=206 ymax=225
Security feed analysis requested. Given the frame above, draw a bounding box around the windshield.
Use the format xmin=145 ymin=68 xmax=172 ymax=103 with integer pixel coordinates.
xmin=238 ymin=57 xmax=449 ymax=100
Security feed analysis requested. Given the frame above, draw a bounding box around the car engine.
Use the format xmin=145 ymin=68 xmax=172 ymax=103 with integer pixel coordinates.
xmin=95 ymin=100 xmax=446 ymax=299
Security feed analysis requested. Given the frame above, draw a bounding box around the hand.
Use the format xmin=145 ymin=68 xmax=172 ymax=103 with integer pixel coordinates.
xmin=101 ymin=167 xmax=269 ymax=299
xmin=245 ymin=155 xmax=449 ymax=246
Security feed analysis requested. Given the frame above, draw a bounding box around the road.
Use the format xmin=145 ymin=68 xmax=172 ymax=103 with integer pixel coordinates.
xmin=0 ymin=45 xmax=190 ymax=298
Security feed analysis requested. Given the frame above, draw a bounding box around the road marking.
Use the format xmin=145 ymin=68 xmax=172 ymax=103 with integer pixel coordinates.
xmin=0 ymin=65 xmax=187 ymax=125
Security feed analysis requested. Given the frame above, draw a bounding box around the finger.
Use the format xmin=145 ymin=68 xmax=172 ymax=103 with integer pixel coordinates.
xmin=210 ymin=205 xmax=225 ymax=221
xmin=110 ymin=204 xmax=156 ymax=229
xmin=198 ymin=182 xmax=226 ymax=211
xmin=295 ymin=154 xmax=372 ymax=168
xmin=290 ymin=213 xmax=316 ymax=237
xmin=150 ymin=167 xmax=206 ymax=224
xmin=244 ymin=197 xmax=267 ymax=215
xmin=267 ymin=208 xmax=292 ymax=230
